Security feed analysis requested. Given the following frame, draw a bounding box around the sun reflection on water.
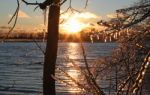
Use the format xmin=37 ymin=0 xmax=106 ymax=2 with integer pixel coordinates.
xmin=66 ymin=69 xmax=81 ymax=93
xmin=66 ymin=42 xmax=82 ymax=59
xmin=65 ymin=43 xmax=83 ymax=94
xmin=56 ymin=43 xmax=87 ymax=94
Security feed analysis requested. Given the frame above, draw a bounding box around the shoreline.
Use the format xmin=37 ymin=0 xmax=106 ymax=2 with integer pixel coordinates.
xmin=0 ymin=39 xmax=44 ymax=42
xmin=0 ymin=39 xmax=115 ymax=43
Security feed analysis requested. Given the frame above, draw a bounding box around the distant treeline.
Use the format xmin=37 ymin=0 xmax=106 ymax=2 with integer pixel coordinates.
xmin=0 ymin=30 xmax=117 ymax=42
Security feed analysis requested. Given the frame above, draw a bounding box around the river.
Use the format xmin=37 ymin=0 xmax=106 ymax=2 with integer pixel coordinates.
xmin=0 ymin=42 xmax=117 ymax=95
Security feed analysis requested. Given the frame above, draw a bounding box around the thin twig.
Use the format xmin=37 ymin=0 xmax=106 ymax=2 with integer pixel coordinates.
xmin=21 ymin=0 xmax=40 ymax=5
xmin=84 ymin=0 xmax=88 ymax=8
xmin=2 ymin=0 xmax=20 ymax=42
xmin=33 ymin=39 xmax=45 ymax=54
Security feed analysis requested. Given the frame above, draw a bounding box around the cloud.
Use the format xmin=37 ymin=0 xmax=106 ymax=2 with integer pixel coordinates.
xmin=18 ymin=10 xmax=30 ymax=18
xmin=60 ymin=11 xmax=101 ymax=25
xmin=106 ymin=13 xmax=117 ymax=19
xmin=60 ymin=11 xmax=100 ymax=20
xmin=73 ymin=12 xmax=99 ymax=19
xmin=8 ymin=10 xmax=30 ymax=18
xmin=60 ymin=11 xmax=102 ymax=33
xmin=106 ymin=13 xmax=126 ymax=19
xmin=35 ymin=15 xmax=42 ymax=19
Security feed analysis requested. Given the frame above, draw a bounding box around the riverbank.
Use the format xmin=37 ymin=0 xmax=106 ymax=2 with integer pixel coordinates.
xmin=0 ymin=39 xmax=115 ymax=43
xmin=0 ymin=39 xmax=43 ymax=42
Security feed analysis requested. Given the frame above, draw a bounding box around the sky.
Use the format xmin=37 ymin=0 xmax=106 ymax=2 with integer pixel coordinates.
xmin=0 ymin=0 xmax=137 ymax=32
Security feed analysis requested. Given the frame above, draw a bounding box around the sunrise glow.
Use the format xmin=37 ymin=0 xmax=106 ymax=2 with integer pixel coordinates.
xmin=60 ymin=12 xmax=99 ymax=34
xmin=62 ymin=18 xmax=88 ymax=33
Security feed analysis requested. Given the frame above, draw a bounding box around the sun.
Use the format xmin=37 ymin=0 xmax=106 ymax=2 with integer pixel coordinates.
xmin=66 ymin=18 xmax=82 ymax=33
xmin=61 ymin=17 xmax=88 ymax=34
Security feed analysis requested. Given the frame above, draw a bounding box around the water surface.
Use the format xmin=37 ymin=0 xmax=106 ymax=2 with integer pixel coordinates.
xmin=0 ymin=42 xmax=117 ymax=95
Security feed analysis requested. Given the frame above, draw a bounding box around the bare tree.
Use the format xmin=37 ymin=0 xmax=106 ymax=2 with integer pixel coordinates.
xmin=6 ymin=0 xmax=62 ymax=95
xmin=43 ymin=0 xmax=60 ymax=95
xmin=6 ymin=0 xmax=89 ymax=95
xmin=88 ymin=0 xmax=150 ymax=95
xmin=5 ymin=0 xmax=149 ymax=95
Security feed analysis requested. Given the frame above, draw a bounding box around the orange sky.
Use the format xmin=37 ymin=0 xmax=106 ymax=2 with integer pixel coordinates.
xmin=0 ymin=0 xmax=135 ymax=34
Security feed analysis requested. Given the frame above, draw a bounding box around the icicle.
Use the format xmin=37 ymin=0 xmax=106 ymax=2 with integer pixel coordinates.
xmin=127 ymin=28 xmax=129 ymax=36
xmin=113 ymin=33 xmax=116 ymax=39
xmin=90 ymin=35 xmax=93 ymax=43
xmin=115 ymin=32 xmax=118 ymax=39
xmin=97 ymin=35 xmax=100 ymax=40
xmin=118 ymin=32 xmax=121 ymax=36
xmin=104 ymin=37 xmax=107 ymax=43
xmin=42 ymin=29 xmax=46 ymax=42
xmin=109 ymin=36 xmax=112 ymax=42
xmin=43 ymin=8 xmax=47 ymax=25
xmin=145 ymin=62 xmax=149 ymax=68
xmin=136 ymin=43 xmax=143 ymax=48
xmin=142 ymin=71 xmax=145 ymax=75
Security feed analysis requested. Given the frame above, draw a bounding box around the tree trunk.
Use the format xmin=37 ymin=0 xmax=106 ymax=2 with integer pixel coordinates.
xmin=43 ymin=0 xmax=60 ymax=95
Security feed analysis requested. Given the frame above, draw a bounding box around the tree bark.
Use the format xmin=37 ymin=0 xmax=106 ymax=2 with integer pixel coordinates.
xmin=43 ymin=0 xmax=60 ymax=95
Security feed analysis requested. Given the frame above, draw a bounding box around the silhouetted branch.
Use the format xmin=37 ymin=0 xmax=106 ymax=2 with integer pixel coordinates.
xmin=21 ymin=0 xmax=40 ymax=5
xmin=84 ymin=0 xmax=88 ymax=8
xmin=123 ymin=10 xmax=150 ymax=28
xmin=33 ymin=39 xmax=45 ymax=54
xmin=60 ymin=0 xmax=67 ymax=5
xmin=116 ymin=4 xmax=150 ymax=13
xmin=60 ymin=0 xmax=81 ymax=15
xmin=2 ymin=0 xmax=20 ymax=42
xmin=131 ymin=51 xmax=150 ymax=93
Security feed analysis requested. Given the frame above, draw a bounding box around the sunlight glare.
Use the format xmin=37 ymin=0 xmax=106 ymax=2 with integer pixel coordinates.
xmin=60 ymin=12 xmax=98 ymax=34
xmin=62 ymin=18 xmax=88 ymax=33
